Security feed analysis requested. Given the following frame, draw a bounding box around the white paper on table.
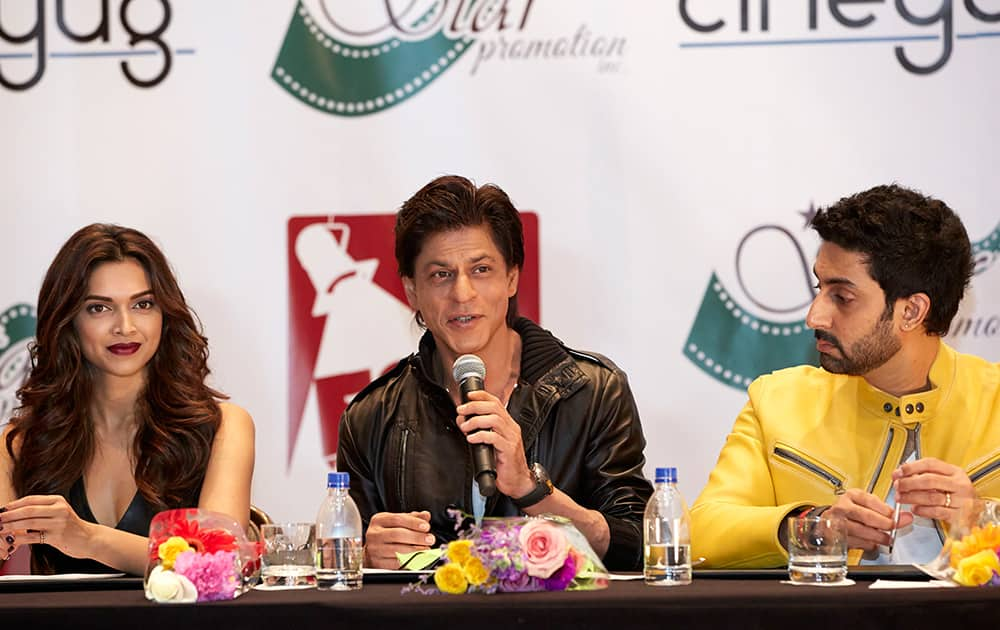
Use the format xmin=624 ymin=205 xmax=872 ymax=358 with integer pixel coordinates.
xmin=362 ymin=568 xmax=433 ymax=576
xmin=611 ymin=557 xmax=705 ymax=580
xmin=606 ymin=573 xmax=646 ymax=581
xmin=780 ymin=578 xmax=856 ymax=587
xmin=253 ymin=582 xmax=317 ymax=591
xmin=868 ymin=579 xmax=955 ymax=589
xmin=0 ymin=573 xmax=125 ymax=582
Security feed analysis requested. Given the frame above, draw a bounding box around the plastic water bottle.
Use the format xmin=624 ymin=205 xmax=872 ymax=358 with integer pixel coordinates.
xmin=315 ymin=471 xmax=363 ymax=590
xmin=643 ymin=466 xmax=692 ymax=585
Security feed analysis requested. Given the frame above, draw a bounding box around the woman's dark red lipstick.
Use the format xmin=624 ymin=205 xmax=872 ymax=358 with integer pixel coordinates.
xmin=108 ymin=343 xmax=140 ymax=355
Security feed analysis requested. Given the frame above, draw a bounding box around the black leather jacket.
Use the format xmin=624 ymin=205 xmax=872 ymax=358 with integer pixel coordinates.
xmin=338 ymin=318 xmax=653 ymax=571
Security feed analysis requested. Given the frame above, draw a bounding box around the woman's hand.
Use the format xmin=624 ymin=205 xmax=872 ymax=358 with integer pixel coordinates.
xmin=0 ymin=495 xmax=95 ymax=560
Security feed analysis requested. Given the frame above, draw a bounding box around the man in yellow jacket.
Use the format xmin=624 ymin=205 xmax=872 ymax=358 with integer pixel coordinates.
xmin=691 ymin=184 xmax=1000 ymax=568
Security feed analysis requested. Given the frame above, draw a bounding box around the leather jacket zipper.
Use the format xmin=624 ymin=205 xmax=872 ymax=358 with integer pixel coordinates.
xmin=866 ymin=428 xmax=896 ymax=493
xmin=397 ymin=427 xmax=410 ymax=505
xmin=773 ymin=446 xmax=844 ymax=493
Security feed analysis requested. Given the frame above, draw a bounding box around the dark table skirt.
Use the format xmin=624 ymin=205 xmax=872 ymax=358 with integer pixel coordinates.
xmin=3 ymin=577 xmax=1000 ymax=629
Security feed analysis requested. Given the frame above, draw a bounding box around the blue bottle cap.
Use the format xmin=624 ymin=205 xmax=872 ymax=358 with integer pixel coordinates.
xmin=327 ymin=471 xmax=350 ymax=488
xmin=655 ymin=467 xmax=677 ymax=483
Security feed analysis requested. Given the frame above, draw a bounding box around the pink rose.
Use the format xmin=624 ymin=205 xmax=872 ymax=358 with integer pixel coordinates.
xmin=518 ymin=520 xmax=569 ymax=578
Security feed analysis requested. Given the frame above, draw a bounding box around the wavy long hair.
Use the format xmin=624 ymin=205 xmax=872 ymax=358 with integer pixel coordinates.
xmin=7 ymin=224 xmax=224 ymax=536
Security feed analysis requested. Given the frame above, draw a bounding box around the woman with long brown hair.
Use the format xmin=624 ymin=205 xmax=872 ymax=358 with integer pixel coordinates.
xmin=0 ymin=224 xmax=254 ymax=575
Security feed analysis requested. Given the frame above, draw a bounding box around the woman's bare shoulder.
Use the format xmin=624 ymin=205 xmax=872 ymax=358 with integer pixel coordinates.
xmin=217 ymin=402 xmax=254 ymax=433
xmin=0 ymin=422 xmax=21 ymax=502
xmin=0 ymin=422 xmax=22 ymax=459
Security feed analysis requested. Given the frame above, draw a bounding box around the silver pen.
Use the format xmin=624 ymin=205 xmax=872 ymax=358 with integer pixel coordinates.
xmin=888 ymin=483 xmax=902 ymax=554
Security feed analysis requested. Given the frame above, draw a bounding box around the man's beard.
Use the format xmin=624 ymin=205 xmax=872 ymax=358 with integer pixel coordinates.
xmin=815 ymin=314 xmax=901 ymax=376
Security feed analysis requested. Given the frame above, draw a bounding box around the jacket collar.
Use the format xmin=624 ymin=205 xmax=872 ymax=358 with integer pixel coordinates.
xmin=509 ymin=318 xmax=588 ymax=451
xmin=858 ymin=339 xmax=954 ymax=426
xmin=512 ymin=317 xmax=580 ymax=390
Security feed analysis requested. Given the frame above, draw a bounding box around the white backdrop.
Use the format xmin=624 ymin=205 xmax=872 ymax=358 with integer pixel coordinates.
xmin=2 ymin=0 xmax=998 ymax=522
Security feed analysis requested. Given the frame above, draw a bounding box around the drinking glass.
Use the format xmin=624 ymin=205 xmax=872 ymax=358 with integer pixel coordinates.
xmin=260 ymin=523 xmax=317 ymax=588
xmin=787 ymin=514 xmax=848 ymax=584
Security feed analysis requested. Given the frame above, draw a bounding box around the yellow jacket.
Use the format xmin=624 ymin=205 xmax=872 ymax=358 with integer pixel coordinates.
xmin=691 ymin=341 xmax=1000 ymax=568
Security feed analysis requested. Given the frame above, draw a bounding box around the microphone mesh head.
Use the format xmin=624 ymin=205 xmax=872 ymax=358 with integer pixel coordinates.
xmin=452 ymin=354 xmax=486 ymax=382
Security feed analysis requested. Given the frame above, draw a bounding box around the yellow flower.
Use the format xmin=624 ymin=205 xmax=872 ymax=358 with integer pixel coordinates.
xmin=950 ymin=523 xmax=1000 ymax=569
xmin=434 ymin=563 xmax=469 ymax=595
xmin=953 ymin=549 xmax=1000 ymax=587
xmin=463 ymin=556 xmax=489 ymax=586
xmin=157 ymin=536 xmax=193 ymax=570
xmin=446 ymin=540 xmax=473 ymax=565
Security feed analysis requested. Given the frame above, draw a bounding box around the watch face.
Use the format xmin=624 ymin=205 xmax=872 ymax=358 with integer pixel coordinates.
xmin=512 ymin=462 xmax=554 ymax=508
xmin=531 ymin=462 xmax=552 ymax=487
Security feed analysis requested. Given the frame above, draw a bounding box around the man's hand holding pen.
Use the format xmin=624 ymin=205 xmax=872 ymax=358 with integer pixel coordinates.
xmin=888 ymin=480 xmax=903 ymax=554
xmin=827 ymin=489 xmax=914 ymax=551
xmin=893 ymin=457 xmax=976 ymax=522
xmin=794 ymin=458 xmax=976 ymax=555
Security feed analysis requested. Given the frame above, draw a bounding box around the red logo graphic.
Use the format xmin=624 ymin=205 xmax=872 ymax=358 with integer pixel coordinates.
xmin=287 ymin=214 xmax=539 ymax=468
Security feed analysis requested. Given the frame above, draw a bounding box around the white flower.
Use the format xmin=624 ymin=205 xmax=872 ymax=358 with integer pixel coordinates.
xmin=148 ymin=565 xmax=198 ymax=603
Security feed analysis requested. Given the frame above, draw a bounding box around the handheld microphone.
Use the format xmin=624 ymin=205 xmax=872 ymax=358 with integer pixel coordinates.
xmin=452 ymin=354 xmax=496 ymax=498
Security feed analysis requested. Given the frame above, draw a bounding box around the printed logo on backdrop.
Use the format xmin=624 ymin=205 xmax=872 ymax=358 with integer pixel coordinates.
xmin=684 ymin=205 xmax=1000 ymax=390
xmin=683 ymin=205 xmax=822 ymax=390
xmin=272 ymin=1 xmax=626 ymax=116
xmin=0 ymin=304 xmax=36 ymax=429
xmin=678 ymin=2 xmax=1000 ymax=75
xmin=286 ymin=213 xmax=539 ymax=468
xmin=0 ymin=0 xmax=192 ymax=91
xmin=956 ymin=219 xmax=1000 ymax=337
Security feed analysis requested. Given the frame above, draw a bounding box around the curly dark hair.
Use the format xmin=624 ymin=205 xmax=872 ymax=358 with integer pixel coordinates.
xmin=395 ymin=175 xmax=525 ymax=327
xmin=811 ymin=184 xmax=974 ymax=335
xmin=7 ymin=224 xmax=224 ymax=570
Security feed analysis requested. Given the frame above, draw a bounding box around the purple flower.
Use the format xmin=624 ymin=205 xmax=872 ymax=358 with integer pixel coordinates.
xmin=543 ymin=552 xmax=578 ymax=591
xmin=498 ymin=572 xmax=543 ymax=593
xmin=402 ymin=516 xmax=604 ymax=595
xmin=173 ymin=550 xmax=239 ymax=602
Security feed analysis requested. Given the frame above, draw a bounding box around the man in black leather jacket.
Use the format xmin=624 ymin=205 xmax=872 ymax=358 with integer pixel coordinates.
xmin=337 ymin=175 xmax=652 ymax=571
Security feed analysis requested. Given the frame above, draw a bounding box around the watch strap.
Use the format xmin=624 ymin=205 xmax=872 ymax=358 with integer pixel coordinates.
xmin=511 ymin=465 xmax=553 ymax=509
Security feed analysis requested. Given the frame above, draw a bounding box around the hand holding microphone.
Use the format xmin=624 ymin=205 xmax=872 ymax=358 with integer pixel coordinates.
xmin=453 ymin=354 xmax=497 ymax=498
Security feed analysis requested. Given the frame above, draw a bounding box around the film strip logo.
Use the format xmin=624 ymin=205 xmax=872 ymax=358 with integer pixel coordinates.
xmin=0 ymin=304 xmax=35 ymax=426
xmin=271 ymin=2 xmax=474 ymax=117
xmin=972 ymin=221 xmax=1000 ymax=276
xmin=683 ymin=272 xmax=818 ymax=391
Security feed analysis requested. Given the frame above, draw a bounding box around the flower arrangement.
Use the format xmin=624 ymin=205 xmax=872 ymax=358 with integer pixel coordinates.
xmin=948 ymin=522 xmax=1000 ymax=586
xmin=404 ymin=513 xmax=608 ymax=595
xmin=920 ymin=499 xmax=1000 ymax=587
xmin=144 ymin=508 xmax=261 ymax=603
